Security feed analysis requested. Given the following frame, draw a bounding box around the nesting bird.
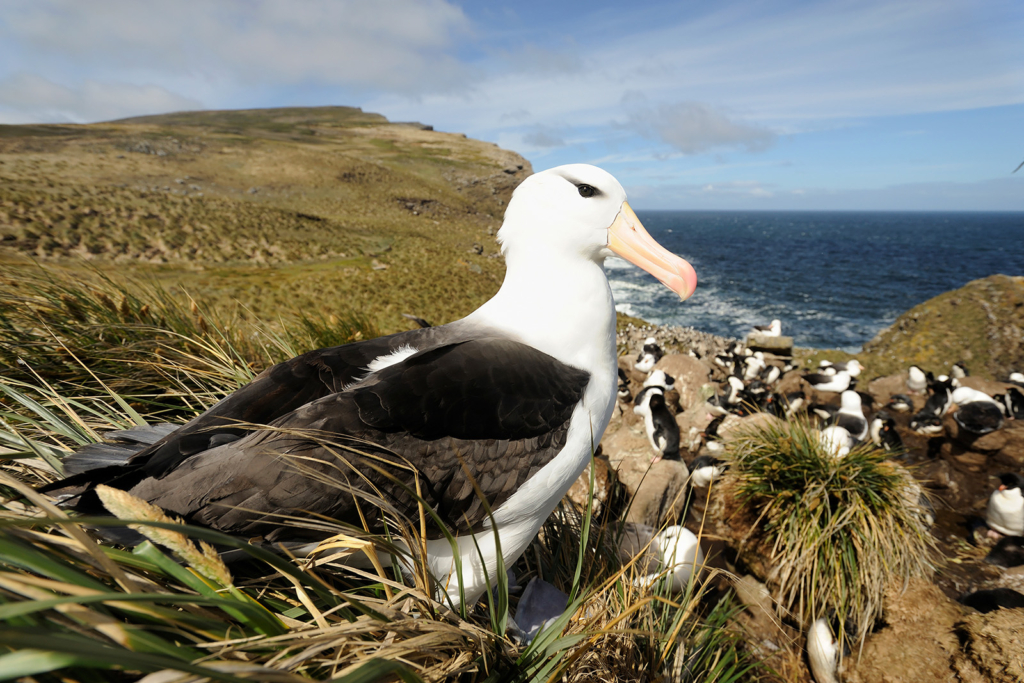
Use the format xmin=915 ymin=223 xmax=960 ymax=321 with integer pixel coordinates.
xmin=834 ymin=390 xmax=868 ymax=442
xmin=951 ymin=386 xmax=1004 ymax=435
xmin=819 ymin=425 xmax=854 ymax=459
xmin=635 ymin=337 xmax=664 ymax=373
xmin=689 ymin=454 xmax=726 ymax=488
xmin=907 ymin=365 xmax=929 ymax=394
xmin=41 ymin=163 xmax=698 ymax=607
xmin=986 ymin=473 xmax=1024 ymax=537
xmin=752 ymin=319 xmax=781 ymax=337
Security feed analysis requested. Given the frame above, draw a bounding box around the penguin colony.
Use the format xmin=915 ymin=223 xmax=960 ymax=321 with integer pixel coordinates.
xmin=621 ymin=327 xmax=1024 ymax=683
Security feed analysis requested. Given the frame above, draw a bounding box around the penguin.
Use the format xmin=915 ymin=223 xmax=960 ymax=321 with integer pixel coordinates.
xmin=634 ymin=388 xmax=680 ymax=463
xmin=835 ymin=390 xmax=868 ymax=442
xmin=635 ymin=337 xmax=663 ymax=373
xmin=1008 ymin=371 xmax=1024 ymax=388
xmin=644 ymin=369 xmax=676 ymax=391
xmin=960 ymin=588 xmax=1024 ymax=613
xmin=886 ymin=394 xmax=913 ymax=413
xmin=985 ymin=536 xmax=1024 ymax=568
xmin=617 ymin=367 xmax=632 ymax=403
xmin=780 ymin=391 xmax=806 ymax=418
xmin=689 ymin=455 xmax=727 ymax=488
xmin=917 ymin=378 xmax=954 ymax=418
xmin=950 ymin=361 xmax=968 ymax=380
xmin=907 ymin=365 xmax=928 ymax=394
xmin=986 ymin=473 xmax=1024 ymax=537
xmin=909 ymin=414 xmax=944 ymax=435
xmin=993 ymin=387 xmax=1024 ymax=420
xmin=760 ymin=363 xmax=782 ymax=386
xmin=869 ymin=411 xmax=903 ymax=453
xmin=807 ymin=614 xmax=850 ymax=683
xmin=743 ymin=352 xmax=767 ymax=381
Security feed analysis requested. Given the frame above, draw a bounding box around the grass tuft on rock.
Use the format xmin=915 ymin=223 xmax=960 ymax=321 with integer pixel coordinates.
xmin=727 ymin=417 xmax=935 ymax=650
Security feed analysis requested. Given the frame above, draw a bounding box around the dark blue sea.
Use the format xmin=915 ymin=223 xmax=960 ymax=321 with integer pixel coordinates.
xmin=606 ymin=211 xmax=1024 ymax=351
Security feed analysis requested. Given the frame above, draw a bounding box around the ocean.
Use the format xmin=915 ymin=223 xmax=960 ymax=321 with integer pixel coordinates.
xmin=607 ymin=211 xmax=1024 ymax=351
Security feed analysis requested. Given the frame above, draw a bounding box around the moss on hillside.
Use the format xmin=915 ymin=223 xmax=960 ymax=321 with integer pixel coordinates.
xmin=859 ymin=274 xmax=1024 ymax=379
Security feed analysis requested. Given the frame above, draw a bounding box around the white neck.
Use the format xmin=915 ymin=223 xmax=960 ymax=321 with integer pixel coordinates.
xmin=465 ymin=252 xmax=617 ymax=374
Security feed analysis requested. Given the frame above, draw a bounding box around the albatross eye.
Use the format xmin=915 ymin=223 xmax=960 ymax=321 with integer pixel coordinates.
xmin=577 ymin=184 xmax=597 ymax=198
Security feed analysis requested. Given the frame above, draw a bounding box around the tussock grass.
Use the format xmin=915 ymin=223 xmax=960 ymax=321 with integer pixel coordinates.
xmin=0 ymin=264 xmax=378 ymax=408
xmin=727 ymin=418 xmax=935 ymax=650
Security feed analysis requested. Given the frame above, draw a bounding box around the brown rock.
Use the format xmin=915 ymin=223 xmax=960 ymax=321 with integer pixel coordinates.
xmin=867 ymin=373 xmax=927 ymax=412
xmin=953 ymin=608 xmax=1024 ymax=683
xmin=602 ymin=420 xmax=657 ymax=495
xmin=747 ymin=334 xmax=793 ymax=355
xmin=624 ymin=459 xmax=691 ymax=527
xmin=849 ymin=579 xmax=965 ymax=683
xmin=652 ymin=354 xmax=711 ymax=410
xmin=959 ymin=376 xmax=1016 ymax=397
xmin=718 ymin=413 xmax=785 ymax=442
xmin=565 ymin=455 xmax=617 ymax=519
xmin=617 ymin=354 xmax=648 ymax=387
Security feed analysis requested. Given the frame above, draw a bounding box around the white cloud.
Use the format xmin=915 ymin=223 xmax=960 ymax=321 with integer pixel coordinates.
xmin=627 ymin=102 xmax=775 ymax=155
xmin=2 ymin=0 xmax=473 ymax=95
xmin=521 ymin=125 xmax=567 ymax=148
xmin=0 ymin=74 xmax=201 ymax=123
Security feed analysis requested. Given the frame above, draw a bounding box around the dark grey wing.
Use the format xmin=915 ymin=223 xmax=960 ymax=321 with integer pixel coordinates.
xmin=128 ymin=338 xmax=590 ymax=540
xmin=42 ymin=326 xmax=450 ymax=494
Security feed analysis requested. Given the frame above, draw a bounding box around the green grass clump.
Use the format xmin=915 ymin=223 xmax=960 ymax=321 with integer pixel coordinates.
xmin=728 ymin=418 xmax=934 ymax=650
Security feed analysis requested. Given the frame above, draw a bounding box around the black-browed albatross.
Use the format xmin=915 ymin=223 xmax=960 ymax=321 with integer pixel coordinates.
xmin=42 ymin=164 xmax=697 ymax=606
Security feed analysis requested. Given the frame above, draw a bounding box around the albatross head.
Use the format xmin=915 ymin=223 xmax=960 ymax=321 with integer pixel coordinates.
xmin=498 ymin=164 xmax=697 ymax=300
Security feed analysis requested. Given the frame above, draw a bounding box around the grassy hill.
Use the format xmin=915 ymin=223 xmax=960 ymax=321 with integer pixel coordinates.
xmin=0 ymin=106 xmax=530 ymax=332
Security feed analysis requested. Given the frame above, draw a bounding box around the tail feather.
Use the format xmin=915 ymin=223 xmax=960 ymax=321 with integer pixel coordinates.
xmin=61 ymin=423 xmax=179 ymax=475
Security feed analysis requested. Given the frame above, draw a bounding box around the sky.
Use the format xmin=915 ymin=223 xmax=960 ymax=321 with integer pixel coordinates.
xmin=1 ymin=0 xmax=1022 ymax=210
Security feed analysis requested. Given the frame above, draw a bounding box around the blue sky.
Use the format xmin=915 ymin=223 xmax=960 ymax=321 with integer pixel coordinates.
xmin=1 ymin=0 xmax=1022 ymax=210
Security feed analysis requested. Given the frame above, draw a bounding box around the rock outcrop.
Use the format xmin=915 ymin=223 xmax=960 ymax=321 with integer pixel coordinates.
xmin=861 ymin=275 xmax=1024 ymax=380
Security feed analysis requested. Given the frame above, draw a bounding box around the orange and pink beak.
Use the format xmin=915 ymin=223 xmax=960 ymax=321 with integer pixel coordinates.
xmin=608 ymin=201 xmax=697 ymax=300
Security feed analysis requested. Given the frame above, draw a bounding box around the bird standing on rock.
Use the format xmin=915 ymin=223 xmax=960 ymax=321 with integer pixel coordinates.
xmin=41 ymin=163 xmax=698 ymax=607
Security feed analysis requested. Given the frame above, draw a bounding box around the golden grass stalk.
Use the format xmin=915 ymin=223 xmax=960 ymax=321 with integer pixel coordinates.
xmin=95 ymin=484 xmax=233 ymax=588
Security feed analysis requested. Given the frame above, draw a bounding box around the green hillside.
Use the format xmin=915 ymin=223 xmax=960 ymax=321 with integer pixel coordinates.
xmin=0 ymin=106 xmax=531 ymax=332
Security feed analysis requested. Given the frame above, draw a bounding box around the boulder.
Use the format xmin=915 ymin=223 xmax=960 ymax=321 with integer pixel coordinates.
xmin=945 ymin=417 xmax=1024 ymax=466
xmin=565 ymin=455 xmax=618 ymax=519
xmin=867 ymin=373 xmax=927 ymax=413
xmin=747 ymin=334 xmax=793 ymax=355
xmin=718 ymin=413 xmax=785 ymax=443
xmin=652 ymin=354 xmax=711 ymax=410
xmin=624 ymin=459 xmax=691 ymax=527
xmin=602 ymin=420 xmax=657 ymax=495
xmin=952 ymin=608 xmax=1024 ymax=683
xmin=849 ymin=580 xmax=965 ymax=683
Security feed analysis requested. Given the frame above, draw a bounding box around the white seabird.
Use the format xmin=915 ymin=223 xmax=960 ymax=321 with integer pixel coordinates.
xmin=752 ymin=319 xmax=781 ymax=337
xmin=986 ymin=473 xmax=1024 ymax=537
xmin=42 ymin=164 xmax=697 ymax=607
xmin=835 ymin=390 xmax=868 ymax=442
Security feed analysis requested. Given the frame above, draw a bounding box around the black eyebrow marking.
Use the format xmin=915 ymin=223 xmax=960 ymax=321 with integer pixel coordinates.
xmin=562 ymin=176 xmax=603 ymax=197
